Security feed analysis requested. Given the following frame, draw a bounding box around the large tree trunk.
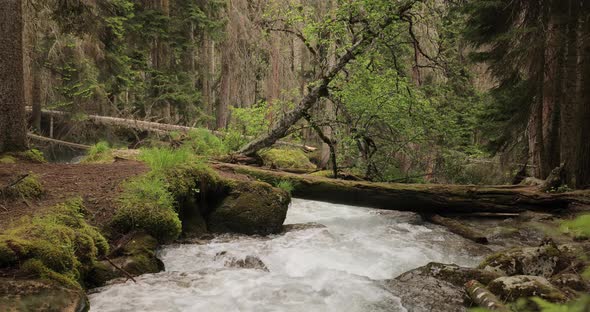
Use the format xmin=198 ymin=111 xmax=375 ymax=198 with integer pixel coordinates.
xmin=576 ymin=2 xmax=590 ymax=188
xmin=0 ymin=0 xmax=28 ymax=153
xmin=560 ymin=0 xmax=583 ymax=187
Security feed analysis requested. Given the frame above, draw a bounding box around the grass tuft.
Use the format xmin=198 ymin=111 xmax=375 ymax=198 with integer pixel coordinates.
xmin=82 ymin=141 xmax=114 ymax=164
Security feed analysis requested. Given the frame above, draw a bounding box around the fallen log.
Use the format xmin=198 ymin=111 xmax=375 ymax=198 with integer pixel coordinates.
xmin=425 ymin=214 xmax=488 ymax=244
xmin=465 ymin=280 xmax=510 ymax=311
xmin=211 ymin=162 xmax=590 ymax=214
xmin=29 ymin=108 xmax=317 ymax=152
xmin=27 ymin=133 xmax=91 ymax=150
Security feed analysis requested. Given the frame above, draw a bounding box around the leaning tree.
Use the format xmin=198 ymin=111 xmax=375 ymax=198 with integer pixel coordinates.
xmin=0 ymin=0 xmax=28 ymax=153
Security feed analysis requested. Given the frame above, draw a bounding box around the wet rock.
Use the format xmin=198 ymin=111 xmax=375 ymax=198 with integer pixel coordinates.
xmin=383 ymin=267 xmax=468 ymax=312
xmin=207 ymin=181 xmax=290 ymax=235
xmin=0 ymin=278 xmax=88 ymax=312
xmin=487 ymin=275 xmax=567 ymax=302
xmin=282 ymin=222 xmax=326 ymax=233
xmin=478 ymin=241 xmax=575 ymax=277
xmin=419 ymin=262 xmax=502 ymax=287
xmin=87 ymin=232 xmax=164 ymax=287
xmin=225 ymin=255 xmax=269 ymax=271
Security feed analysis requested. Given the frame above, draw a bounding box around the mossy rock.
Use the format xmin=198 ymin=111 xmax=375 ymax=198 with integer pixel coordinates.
xmin=207 ymin=180 xmax=291 ymax=235
xmin=419 ymin=262 xmax=502 ymax=287
xmin=478 ymin=242 xmax=575 ymax=278
xmin=87 ymin=232 xmax=163 ymax=287
xmin=1 ymin=173 xmax=44 ymax=200
xmin=0 ymin=198 xmax=108 ymax=288
xmin=0 ymin=278 xmax=88 ymax=312
xmin=487 ymin=275 xmax=567 ymax=302
xmin=259 ymin=148 xmax=315 ymax=170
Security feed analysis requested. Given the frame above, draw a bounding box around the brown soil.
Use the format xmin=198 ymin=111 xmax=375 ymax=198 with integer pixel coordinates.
xmin=0 ymin=160 xmax=147 ymax=229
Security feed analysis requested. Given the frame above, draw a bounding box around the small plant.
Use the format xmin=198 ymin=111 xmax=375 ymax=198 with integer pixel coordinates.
xmin=138 ymin=147 xmax=194 ymax=173
xmin=547 ymin=184 xmax=573 ymax=194
xmin=276 ymin=180 xmax=295 ymax=194
xmin=82 ymin=141 xmax=113 ymax=164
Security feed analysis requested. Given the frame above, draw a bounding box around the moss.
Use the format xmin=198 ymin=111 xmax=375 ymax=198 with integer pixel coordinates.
xmin=112 ymin=176 xmax=181 ymax=243
xmin=1 ymin=173 xmax=44 ymax=199
xmin=310 ymin=170 xmax=334 ymax=178
xmin=259 ymin=147 xmax=315 ymax=170
xmin=0 ymin=155 xmax=16 ymax=164
xmin=0 ymin=198 xmax=108 ymax=289
xmin=21 ymin=149 xmax=47 ymax=163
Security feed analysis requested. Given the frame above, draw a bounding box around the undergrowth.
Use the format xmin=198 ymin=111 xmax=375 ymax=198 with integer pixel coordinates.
xmin=82 ymin=141 xmax=113 ymax=164
xmin=1 ymin=173 xmax=44 ymax=200
xmin=0 ymin=198 xmax=108 ymax=288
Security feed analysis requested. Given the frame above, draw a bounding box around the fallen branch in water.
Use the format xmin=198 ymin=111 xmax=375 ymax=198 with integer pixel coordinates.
xmin=105 ymin=256 xmax=137 ymax=283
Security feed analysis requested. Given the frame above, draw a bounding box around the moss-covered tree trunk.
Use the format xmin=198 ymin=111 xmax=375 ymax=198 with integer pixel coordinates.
xmin=0 ymin=0 xmax=28 ymax=153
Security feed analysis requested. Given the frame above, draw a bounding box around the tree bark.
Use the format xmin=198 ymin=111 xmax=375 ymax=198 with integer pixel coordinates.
xmin=0 ymin=0 xmax=28 ymax=153
xmin=576 ymin=2 xmax=590 ymax=188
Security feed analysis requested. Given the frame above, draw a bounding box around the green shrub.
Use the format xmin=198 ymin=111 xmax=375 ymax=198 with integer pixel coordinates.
xmin=21 ymin=149 xmax=47 ymax=163
xmin=139 ymin=147 xmax=194 ymax=173
xmin=184 ymin=129 xmax=227 ymax=156
xmin=112 ymin=176 xmax=181 ymax=243
xmin=0 ymin=198 xmax=108 ymax=288
xmin=82 ymin=141 xmax=113 ymax=164
xmin=259 ymin=148 xmax=315 ymax=170
xmin=275 ymin=180 xmax=295 ymax=194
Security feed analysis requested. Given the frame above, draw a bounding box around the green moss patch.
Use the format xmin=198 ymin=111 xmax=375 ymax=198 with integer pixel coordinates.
xmin=259 ymin=148 xmax=315 ymax=170
xmin=111 ymin=176 xmax=181 ymax=243
xmin=21 ymin=149 xmax=47 ymax=163
xmin=0 ymin=198 xmax=108 ymax=288
xmin=1 ymin=173 xmax=44 ymax=200
xmin=0 ymin=155 xmax=17 ymax=164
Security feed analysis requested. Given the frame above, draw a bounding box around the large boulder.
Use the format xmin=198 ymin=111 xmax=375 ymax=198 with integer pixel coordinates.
xmin=487 ymin=275 xmax=567 ymax=302
xmin=207 ymin=181 xmax=290 ymax=235
xmin=0 ymin=278 xmax=88 ymax=312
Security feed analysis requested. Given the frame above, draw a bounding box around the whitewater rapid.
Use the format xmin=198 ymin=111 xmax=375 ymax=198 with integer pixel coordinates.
xmin=89 ymin=198 xmax=484 ymax=312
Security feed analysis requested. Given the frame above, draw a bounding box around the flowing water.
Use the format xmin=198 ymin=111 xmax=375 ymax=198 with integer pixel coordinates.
xmin=89 ymin=199 xmax=485 ymax=312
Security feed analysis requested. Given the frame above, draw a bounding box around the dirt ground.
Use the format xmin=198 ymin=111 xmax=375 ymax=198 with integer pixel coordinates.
xmin=0 ymin=160 xmax=147 ymax=229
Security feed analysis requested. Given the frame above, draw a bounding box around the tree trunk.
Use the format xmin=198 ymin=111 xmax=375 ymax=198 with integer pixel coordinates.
xmin=217 ymin=43 xmax=231 ymax=130
xmin=31 ymin=66 xmax=42 ymax=133
xmin=0 ymin=0 xmax=28 ymax=153
xmin=560 ymin=0 xmax=582 ymax=187
xmin=576 ymin=2 xmax=590 ymax=188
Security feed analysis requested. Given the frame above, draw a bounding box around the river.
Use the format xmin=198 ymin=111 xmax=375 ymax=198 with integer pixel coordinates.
xmin=89 ymin=198 xmax=484 ymax=311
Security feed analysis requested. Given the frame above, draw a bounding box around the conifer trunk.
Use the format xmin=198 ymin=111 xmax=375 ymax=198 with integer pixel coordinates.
xmin=0 ymin=0 xmax=28 ymax=153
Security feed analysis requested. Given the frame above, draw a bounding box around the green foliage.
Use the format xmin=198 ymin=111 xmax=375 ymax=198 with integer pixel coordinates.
xmin=275 ymin=180 xmax=295 ymax=194
xmin=82 ymin=141 xmax=114 ymax=164
xmin=224 ymin=102 xmax=271 ymax=151
xmin=561 ymin=214 xmax=590 ymax=239
xmin=0 ymin=155 xmax=16 ymax=164
xmin=0 ymin=198 xmax=108 ymax=288
xmin=184 ymin=129 xmax=227 ymax=156
xmin=112 ymin=176 xmax=181 ymax=243
xmin=138 ymin=147 xmax=194 ymax=173
xmin=21 ymin=149 xmax=47 ymax=163
xmin=259 ymin=148 xmax=315 ymax=170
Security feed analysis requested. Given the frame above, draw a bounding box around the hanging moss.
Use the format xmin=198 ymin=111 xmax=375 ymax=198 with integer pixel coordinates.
xmin=0 ymin=198 xmax=108 ymax=288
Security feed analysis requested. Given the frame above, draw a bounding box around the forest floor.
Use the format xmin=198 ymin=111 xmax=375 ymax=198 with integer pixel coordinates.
xmin=0 ymin=160 xmax=147 ymax=229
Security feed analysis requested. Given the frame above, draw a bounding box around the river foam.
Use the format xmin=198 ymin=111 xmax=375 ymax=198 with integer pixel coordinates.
xmin=89 ymin=198 xmax=484 ymax=312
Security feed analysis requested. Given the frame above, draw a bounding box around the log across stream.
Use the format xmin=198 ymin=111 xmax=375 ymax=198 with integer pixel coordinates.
xmin=88 ymin=199 xmax=488 ymax=311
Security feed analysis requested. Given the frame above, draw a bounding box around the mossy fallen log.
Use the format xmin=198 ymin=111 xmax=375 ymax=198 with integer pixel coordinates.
xmin=212 ymin=163 xmax=590 ymax=214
